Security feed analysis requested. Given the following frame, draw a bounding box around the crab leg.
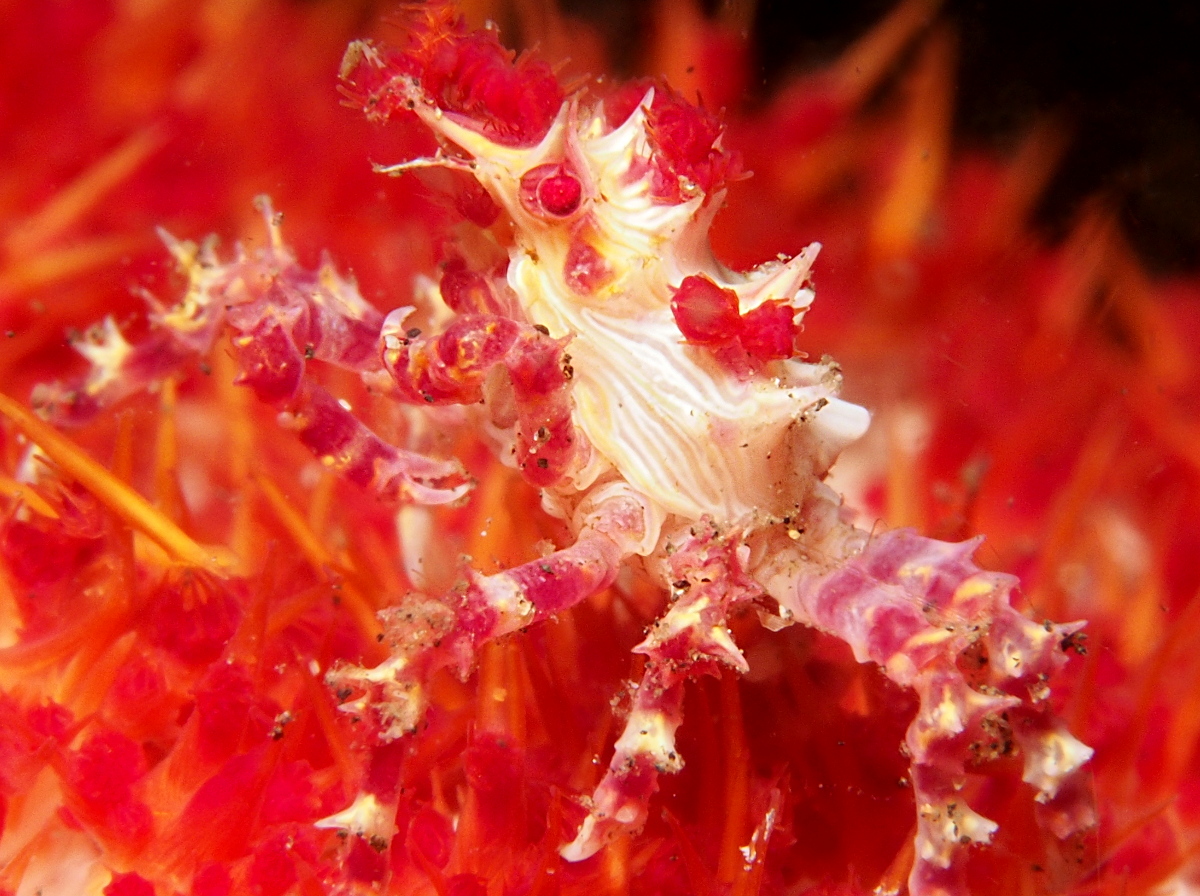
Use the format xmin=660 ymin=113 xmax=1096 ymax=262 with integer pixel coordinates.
xmin=222 ymin=304 xmax=471 ymax=506
xmin=329 ymin=484 xmax=661 ymax=738
xmin=33 ymin=201 xmax=470 ymax=505
xmin=276 ymin=381 xmax=469 ymax=505
xmin=457 ymin=527 xmax=623 ymax=644
xmin=775 ymin=527 xmax=1094 ymax=896
xmin=562 ymin=523 xmax=764 ymax=861
xmin=379 ymin=308 xmax=576 ymax=487
xmin=562 ymin=662 xmax=686 ymax=862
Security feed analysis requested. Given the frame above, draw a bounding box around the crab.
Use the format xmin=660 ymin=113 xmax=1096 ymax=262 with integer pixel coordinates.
xmin=32 ymin=6 xmax=1095 ymax=894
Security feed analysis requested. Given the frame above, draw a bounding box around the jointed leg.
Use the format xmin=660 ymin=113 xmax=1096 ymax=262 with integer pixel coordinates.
xmin=327 ymin=484 xmax=660 ymax=738
xmin=778 ymin=527 xmax=1094 ymax=896
xmin=562 ymin=521 xmax=764 ymax=861
xmin=35 ymin=201 xmax=471 ymax=506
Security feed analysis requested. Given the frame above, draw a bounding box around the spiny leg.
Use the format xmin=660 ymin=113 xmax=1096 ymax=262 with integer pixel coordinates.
xmin=776 ymin=526 xmax=1094 ymax=896
xmin=562 ymin=521 xmax=764 ymax=861
xmin=33 ymin=199 xmax=470 ymax=505
xmin=274 ymin=381 xmax=469 ymax=505
xmin=562 ymin=662 xmax=686 ymax=862
xmin=327 ymin=484 xmax=660 ymax=740
xmin=219 ymin=299 xmax=473 ymax=506
xmin=379 ymin=304 xmax=576 ymax=488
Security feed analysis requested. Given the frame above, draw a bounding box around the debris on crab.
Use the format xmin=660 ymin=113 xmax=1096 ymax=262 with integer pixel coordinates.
xmin=30 ymin=3 xmax=1094 ymax=894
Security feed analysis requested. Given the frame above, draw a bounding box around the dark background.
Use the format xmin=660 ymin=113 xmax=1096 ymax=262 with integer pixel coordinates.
xmin=562 ymin=0 xmax=1200 ymax=273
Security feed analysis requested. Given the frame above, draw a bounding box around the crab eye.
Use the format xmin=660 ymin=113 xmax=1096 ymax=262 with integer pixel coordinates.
xmin=519 ymin=163 xmax=583 ymax=218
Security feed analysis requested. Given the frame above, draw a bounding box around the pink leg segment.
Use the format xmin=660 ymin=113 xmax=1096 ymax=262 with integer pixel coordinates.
xmin=783 ymin=528 xmax=1094 ymax=896
xmin=562 ymin=523 xmax=764 ymax=861
xmin=380 ymin=310 xmax=576 ymax=488
xmin=327 ymin=489 xmax=652 ymax=739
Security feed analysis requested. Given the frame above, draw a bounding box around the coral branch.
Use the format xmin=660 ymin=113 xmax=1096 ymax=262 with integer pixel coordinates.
xmin=0 ymin=392 xmax=224 ymax=570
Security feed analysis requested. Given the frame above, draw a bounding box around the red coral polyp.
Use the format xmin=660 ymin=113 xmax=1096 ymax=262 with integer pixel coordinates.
xmin=103 ymin=872 xmax=156 ymax=896
xmin=424 ymin=34 xmax=562 ymax=146
xmin=64 ymin=730 xmax=155 ymax=848
xmin=349 ymin=2 xmax=563 ymax=146
xmin=739 ymin=299 xmax=800 ymax=360
xmin=141 ymin=570 xmax=243 ymax=665
xmin=67 ymin=731 xmax=147 ymax=807
xmin=671 ymin=273 xmax=801 ymax=366
xmin=670 ymin=274 xmax=742 ymax=342
xmin=606 ymin=81 xmax=743 ymax=203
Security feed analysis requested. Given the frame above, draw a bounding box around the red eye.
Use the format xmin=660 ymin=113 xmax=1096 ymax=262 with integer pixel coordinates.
xmin=520 ymin=163 xmax=583 ymax=218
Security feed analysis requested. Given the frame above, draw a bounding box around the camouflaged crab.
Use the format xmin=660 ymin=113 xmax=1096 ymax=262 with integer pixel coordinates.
xmin=34 ymin=6 xmax=1095 ymax=894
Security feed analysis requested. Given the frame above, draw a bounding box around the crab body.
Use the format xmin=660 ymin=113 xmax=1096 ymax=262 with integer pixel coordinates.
xmin=359 ymin=38 xmax=869 ymax=533
xmin=341 ymin=19 xmax=1095 ymax=888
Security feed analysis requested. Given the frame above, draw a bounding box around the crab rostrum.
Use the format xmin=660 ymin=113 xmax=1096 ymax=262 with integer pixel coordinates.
xmin=35 ymin=5 xmax=1094 ymax=894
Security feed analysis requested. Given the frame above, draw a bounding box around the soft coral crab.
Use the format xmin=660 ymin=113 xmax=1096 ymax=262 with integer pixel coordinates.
xmin=31 ymin=5 xmax=1095 ymax=894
